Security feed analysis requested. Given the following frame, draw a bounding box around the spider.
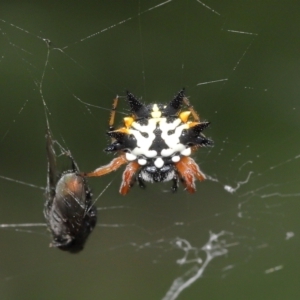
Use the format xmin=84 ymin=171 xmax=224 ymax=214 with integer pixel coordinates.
xmin=82 ymin=89 xmax=213 ymax=195
xmin=44 ymin=130 xmax=97 ymax=253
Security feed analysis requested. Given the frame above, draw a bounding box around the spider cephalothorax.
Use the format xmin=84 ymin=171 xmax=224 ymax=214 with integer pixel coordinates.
xmin=82 ymin=90 xmax=213 ymax=194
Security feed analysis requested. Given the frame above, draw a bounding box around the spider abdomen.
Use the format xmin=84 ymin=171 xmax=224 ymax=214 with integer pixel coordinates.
xmin=107 ymin=113 xmax=211 ymax=173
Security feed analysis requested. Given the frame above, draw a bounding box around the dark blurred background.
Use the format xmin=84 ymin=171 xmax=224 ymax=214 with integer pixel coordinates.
xmin=0 ymin=1 xmax=300 ymax=299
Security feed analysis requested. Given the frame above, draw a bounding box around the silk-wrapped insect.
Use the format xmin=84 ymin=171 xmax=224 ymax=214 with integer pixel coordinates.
xmin=44 ymin=130 xmax=97 ymax=253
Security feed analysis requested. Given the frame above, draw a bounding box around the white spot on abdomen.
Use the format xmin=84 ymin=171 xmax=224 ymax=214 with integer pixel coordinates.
xmin=181 ymin=147 xmax=191 ymax=156
xmin=125 ymin=153 xmax=137 ymax=161
xmin=138 ymin=158 xmax=147 ymax=165
xmin=161 ymin=148 xmax=174 ymax=157
xmin=154 ymin=157 xmax=164 ymax=168
xmin=172 ymin=155 xmax=180 ymax=162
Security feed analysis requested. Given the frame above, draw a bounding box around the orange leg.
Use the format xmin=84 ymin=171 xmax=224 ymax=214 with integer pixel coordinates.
xmin=81 ymin=154 xmax=127 ymax=177
xmin=175 ymin=156 xmax=206 ymax=193
xmin=108 ymin=97 xmax=119 ymax=132
xmin=119 ymin=161 xmax=140 ymax=195
xmin=183 ymin=97 xmax=200 ymax=122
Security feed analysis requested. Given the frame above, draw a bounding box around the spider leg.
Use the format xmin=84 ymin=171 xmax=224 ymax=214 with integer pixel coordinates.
xmin=183 ymin=97 xmax=200 ymax=122
xmin=171 ymin=173 xmax=179 ymax=193
xmin=128 ymin=169 xmax=144 ymax=189
xmin=108 ymin=96 xmax=118 ymax=132
xmin=175 ymin=156 xmax=206 ymax=193
xmin=120 ymin=161 xmax=140 ymax=195
xmin=81 ymin=154 xmax=127 ymax=177
xmin=137 ymin=171 xmax=146 ymax=189
xmin=129 ymin=173 xmax=136 ymax=188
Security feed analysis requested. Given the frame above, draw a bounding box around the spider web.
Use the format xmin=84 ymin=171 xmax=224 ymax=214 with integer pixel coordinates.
xmin=0 ymin=1 xmax=300 ymax=299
